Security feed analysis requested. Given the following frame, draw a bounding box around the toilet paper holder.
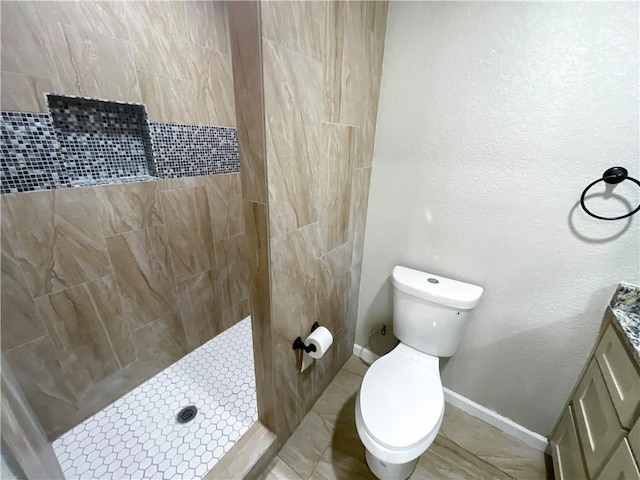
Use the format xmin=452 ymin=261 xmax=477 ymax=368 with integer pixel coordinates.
xmin=292 ymin=322 xmax=320 ymax=353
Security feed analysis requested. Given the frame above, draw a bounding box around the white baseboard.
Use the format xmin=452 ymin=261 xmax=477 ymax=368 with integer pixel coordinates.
xmin=353 ymin=344 xmax=549 ymax=453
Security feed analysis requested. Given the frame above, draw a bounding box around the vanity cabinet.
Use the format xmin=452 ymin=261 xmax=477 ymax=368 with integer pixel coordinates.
xmin=550 ymin=318 xmax=640 ymax=480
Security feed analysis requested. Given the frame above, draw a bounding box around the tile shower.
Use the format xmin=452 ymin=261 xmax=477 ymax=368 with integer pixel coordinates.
xmin=1 ymin=1 xmax=253 ymax=477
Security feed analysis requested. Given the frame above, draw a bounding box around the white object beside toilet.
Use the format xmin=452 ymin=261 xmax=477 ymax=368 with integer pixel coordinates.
xmin=355 ymin=266 xmax=484 ymax=480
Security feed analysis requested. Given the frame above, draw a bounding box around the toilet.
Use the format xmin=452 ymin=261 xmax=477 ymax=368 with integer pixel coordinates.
xmin=355 ymin=266 xmax=484 ymax=480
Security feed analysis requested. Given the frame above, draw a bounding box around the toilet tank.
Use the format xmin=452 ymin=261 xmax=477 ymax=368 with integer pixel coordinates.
xmin=391 ymin=266 xmax=484 ymax=357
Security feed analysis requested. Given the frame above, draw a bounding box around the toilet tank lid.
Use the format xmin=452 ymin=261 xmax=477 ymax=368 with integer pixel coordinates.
xmin=392 ymin=266 xmax=484 ymax=309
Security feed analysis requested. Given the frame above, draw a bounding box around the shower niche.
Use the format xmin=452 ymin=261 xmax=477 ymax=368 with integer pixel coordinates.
xmin=46 ymin=94 xmax=156 ymax=186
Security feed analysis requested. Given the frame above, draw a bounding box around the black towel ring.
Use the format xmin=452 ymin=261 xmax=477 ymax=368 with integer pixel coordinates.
xmin=580 ymin=166 xmax=640 ymax=221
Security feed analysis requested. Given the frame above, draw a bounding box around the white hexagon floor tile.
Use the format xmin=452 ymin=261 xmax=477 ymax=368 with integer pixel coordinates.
xmin=53 ymin=317 xmax=258 ymax=480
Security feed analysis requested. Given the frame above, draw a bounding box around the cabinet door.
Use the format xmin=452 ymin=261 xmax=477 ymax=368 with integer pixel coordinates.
xmin=573 ymin=360 xmax=625 ymax=478
xmin=596 ymin=439 xmax=640 ymax=480
xmin=630 ymin=417 xmax=640 ymax=465
xmin=595 ymin=325 xmax=640 ymax=429
xmin=551 ymin=406 xmax=588 ymax=480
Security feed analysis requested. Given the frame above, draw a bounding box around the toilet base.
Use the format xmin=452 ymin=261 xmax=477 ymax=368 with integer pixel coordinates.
xmin=365 ymin=448 xmax=418 ymax=480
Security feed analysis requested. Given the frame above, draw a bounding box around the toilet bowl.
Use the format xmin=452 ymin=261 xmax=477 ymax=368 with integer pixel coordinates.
xmin=356 ymin=266 xmax=484 ymax=480
xmin=355 ymin=343 xmax=444 ymax=479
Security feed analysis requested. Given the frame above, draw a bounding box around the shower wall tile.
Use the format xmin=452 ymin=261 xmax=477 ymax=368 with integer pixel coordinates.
xmin=160 ymin=186 xmax=215 ymax=282
xmin=0 ymin=229 xmax=47 ymax=352
xmin=228 ymin=0 xmax=267 ymax=204
xmin=188 ymin=45 xmax=236 ymax=127
xmin=316 ymin=242 xmax=352 ymax=335
xmin=94 ymin=181 xmax=163 ymax=236
xmin=34 ymin=276 xmax=134 ymax=386
xmin=319 ymin=123 xmax=355 ymax=254
xmin=0 ymin=2 xmax=57 ymax=81
xmin=0 ymin=0 xmax=235 ymax=127
xmin=105 ymin=225 xmax=177 ymax=329
xmin=45 ymin=21 xmax=141 ymax=104
xmin=263 ymin=39 xmax=322 ymax=238
xmin=1 ymin=188 xmax=111 ymax=298
xmin=349 ymin=167 xmax=373 ymax=268
xmin=205 ymin=173 xmax=244 ymax=241
xmin=243 ymin=200 xmax=276 ymax=431
xmin=0 ymin=72 xmax=54 ymax=113
xmin=261 ymin=1 xmax=325 ymax=63
xmin=131 ymin=311 xmax=188 ymax=368
xmin=185 ymin=0 xmax=230 ymax=54
xmin=270 ymin=223 xmax=321 ymax=361
xmin=177 ymin=269 xmax=224 ymax=348
xmin=216 ymin=233 xmax=250 ymax=311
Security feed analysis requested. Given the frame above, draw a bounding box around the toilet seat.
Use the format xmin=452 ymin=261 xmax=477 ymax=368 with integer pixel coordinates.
xmin=356 ymin=344 xmax=444 ymax=463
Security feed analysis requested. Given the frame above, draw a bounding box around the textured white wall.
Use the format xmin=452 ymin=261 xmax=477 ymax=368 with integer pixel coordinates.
xmin=357 ymin=1 xmax=639 ymax=436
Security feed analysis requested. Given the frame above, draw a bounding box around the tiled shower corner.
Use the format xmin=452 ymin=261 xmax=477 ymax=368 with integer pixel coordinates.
xmin=53 ymin=317 xmax=257 ymax=480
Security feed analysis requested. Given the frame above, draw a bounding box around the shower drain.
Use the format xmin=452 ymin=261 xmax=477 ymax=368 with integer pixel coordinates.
xmin=176 ymin=405 xmax=198 ymax=424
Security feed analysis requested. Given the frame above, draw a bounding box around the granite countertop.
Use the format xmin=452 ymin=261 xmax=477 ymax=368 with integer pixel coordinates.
xmin=609 ymin=283 xmax=640 ymax=364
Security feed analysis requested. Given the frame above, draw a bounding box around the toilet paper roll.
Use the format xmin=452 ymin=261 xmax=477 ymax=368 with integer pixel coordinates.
xmin=304 ymin=326 xmax=333 ymax=359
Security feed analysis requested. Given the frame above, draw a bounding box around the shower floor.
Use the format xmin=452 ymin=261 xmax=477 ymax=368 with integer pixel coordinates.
xmin=53 ymin=317 xmax=257 ymax=479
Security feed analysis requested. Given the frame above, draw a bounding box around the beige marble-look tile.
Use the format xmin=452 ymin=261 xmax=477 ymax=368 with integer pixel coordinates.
xmin=274 ymin=352 xmax=299 ymax=438
xmin=0 ymin=72 xmax=54 ymax=113
xmin=346 ymin=263 xmax=363 ymax=339
xmin=185 ymin=0 xmax=229 ymax=54
xmin=1 ymin=189 xmax=111 ymax=298
xmin=228 ymin=1 xmax=267 ymax=204
xmin=33 ymin=1 xmax=130 ymax=41
xmin=95 ymin=181 xmax=163 ymax=236
xmin=188 ymin=45 xmax=236 ymax=127
xmin=440 ymin=404 xmax=547 ymax=479
xmin=46 ymin=20 xmax=141 ymax=103
xmin=105 ymin=225 xmax=176 ymax=329
xmin=205 ymin=173 xmax=244 ymax=241
xmin=349 ymin=167 xmax=372 ymax=268
xmin=215 ymin=233 xmax=249 ymax=310
xmin=158 ymin=175 xmax=207 ymax=191
xmin=0 ymin=1 xmax=56 ymax=79
xmin=323 ymin=0 xmax=349 ymax=125
xmin=123 ymin=0 xmax=190 ymax=80
xmin=0 ymin=228 xmax=47 ymax=352
xmin=263 ymin=38 xmax=322 ymax=237
xmin=309 ymin=448 xmax=375 ymax=480
xmin=243 ymin=200 xmax=276 ymax=431
xmin=160 ymin=186 xmax=214 ymax=282
xmin=261 ymin=0 xmax=325 ymax=62
xmin=316 ymin=242 xmax=352 ymax=336
xmin=340 ymin=355 xmax=369 ymax=378
xmin=137 ymin=70 xmax=196 ymax=125
xmin=35 ymin=276 xmax=134 ymax=386
xmin=131 ymin=310 xmax=188 ymax=368
xmin=177 ymin=269 xmax=221 ymax=350
xmin=279 ymin=410 xmax=333 ymax=480
xmin=270 ymin=223 xmax=321 ymax=360
xmin=412 ymin=434 xmax=512 ymax=480
xmin=320 ymin=123 xmax=355 ymax=254
xmin=3 ymin=335 xmax=82 ymax=440
xmin=257 ymin=456 xmax=304 ymax=480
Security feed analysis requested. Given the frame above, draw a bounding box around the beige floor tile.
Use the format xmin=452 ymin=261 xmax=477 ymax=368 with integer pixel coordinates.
xmin=312 ymin=369 xmax=362 ymax=420
xmin=340 ymin=355 xmax=370 ymax=378
xmin=440 ymin=405 xmax=547 ymax=479
xmin=257 ymin=456 xmax=304 ymax=480
xmin=412 ymin=435 xmax=513 ymax=479
xmin=279 ymin=411 xmax=333 ymax=479
xmin=309 ymin=448 xmax=376 ymax=480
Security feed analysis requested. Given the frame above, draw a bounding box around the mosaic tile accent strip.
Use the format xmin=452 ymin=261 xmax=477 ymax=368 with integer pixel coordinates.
xmin=53 ymin=317 xmax=257 ymax=480
xmin=150 ymin=123 xmax=239 ymax=178
xmin=47 ymin=95 xmax=156 ymax=185
xmin=0 ymin=112 xmax=69 ymax=194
